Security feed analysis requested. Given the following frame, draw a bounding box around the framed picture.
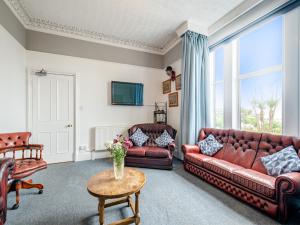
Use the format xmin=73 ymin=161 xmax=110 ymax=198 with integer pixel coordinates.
xmin=175 ymin=74 xmax=181 ymax=90
xmin=168 ymin=92 xmax=178 ymax=107
xmin=162 ymin=79 xmax=171 ymax=94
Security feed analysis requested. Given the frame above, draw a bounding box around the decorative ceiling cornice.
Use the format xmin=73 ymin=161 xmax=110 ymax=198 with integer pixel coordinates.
xmin=5 ymin=0 xmax=179 ymax=55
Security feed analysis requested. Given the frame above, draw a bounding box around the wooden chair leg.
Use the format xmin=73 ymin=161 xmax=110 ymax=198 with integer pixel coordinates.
xmin=12 ymin=181 xmax=21 ymax=210
xmin=21 ymin=180 xmax=43 ymax=192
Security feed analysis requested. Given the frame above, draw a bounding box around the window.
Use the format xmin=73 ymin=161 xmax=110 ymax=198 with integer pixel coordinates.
xmin=211 ymin=46 xmax=224 ymax=128
xmin=238 ymin=16 xmax=283 ymax=134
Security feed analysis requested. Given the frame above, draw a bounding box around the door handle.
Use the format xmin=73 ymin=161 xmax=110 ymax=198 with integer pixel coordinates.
xmin=66 ymin=124 xmax=73 ymax=128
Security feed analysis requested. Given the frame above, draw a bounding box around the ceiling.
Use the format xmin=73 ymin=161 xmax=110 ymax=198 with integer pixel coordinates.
xmin=5 ymin=0 xmax=246 ymax=54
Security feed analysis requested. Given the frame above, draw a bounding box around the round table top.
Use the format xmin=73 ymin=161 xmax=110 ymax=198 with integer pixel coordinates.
xmin=87 ymin=168 xmax=146 ymax=199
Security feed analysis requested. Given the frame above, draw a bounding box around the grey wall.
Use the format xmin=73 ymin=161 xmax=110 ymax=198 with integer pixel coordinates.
xmin=163 ymin=41 xmax=182 ymax=68
xmin=26 ymin=30 xmax=164 ymax=69
xmin=0 ymin=0 xmax=26 ymax=47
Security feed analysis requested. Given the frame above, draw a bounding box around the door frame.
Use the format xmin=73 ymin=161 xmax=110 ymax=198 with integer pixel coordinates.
xmin=26 ymin=67 xmax=81 ymax=162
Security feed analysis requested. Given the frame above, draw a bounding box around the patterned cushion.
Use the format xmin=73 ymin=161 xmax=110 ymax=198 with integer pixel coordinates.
xmin=155 ymin=130 xmax=174 ymax=147
xmin=261 ymin=146 xmax=300 ymax=176
xmin=198 ymin=134 xmax=223 ymax=156
xmin=130 ymin=128 xmax=149 ymax=147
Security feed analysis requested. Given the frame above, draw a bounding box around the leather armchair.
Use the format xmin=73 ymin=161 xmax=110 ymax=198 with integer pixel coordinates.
xmin=0 ymin=158 xmax=14 ymax=225
xmin=0 ymin=132 xmax=47 ymax=209
xmin=126 ymin=123 xmax=177 ymax=170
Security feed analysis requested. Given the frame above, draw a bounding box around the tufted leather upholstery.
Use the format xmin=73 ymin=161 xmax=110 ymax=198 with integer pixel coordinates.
xmin=0 ymin=132 xmax=47 ymax=210
xmin=183 ymin=128 xmax=300 ymax=222
xmin=0 ymin=132 xmax=30 ymax=149
xmin=126 ymin=123 xmax=176 ymax=170
xmin=128 ymin=123 xmax=176 ymax=147
xmin=222 ymin=130 xmax=261 ymax=168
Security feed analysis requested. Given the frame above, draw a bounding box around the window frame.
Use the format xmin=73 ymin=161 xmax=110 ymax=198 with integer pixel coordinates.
xmin=235 ymin=16 xmax=285 ymax=134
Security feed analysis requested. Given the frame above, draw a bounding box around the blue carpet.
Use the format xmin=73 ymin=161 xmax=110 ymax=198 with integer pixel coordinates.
xmin=6 ymin=159 xmax=300 ymax=225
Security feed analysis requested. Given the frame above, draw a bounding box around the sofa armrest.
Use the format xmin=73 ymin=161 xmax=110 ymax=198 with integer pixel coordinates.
xmin=275 ymin=172 xmax=300 ymax=221
xmin=276 ymin=172 xmax=300 ymax=195
xmin=168 ymin=142 xmax=176 ymax=152
xmin=182 ymin=144 xmax=200 ymax=155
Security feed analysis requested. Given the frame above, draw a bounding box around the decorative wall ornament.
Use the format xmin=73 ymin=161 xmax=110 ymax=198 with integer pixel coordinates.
xmin=162 ymin=79 xmax=171 ymax=94
xmin=175 ymin=74 xmax=181 ymax=90
xmin=168 ymin=92 xmax=178 ymax=107
xmin=165 ymin=66 xmax=176 ymax=81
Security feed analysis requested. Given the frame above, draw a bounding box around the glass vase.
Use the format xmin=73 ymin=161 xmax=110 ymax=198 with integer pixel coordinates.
xmin=113 ymin=158 xmax=124 ymax=180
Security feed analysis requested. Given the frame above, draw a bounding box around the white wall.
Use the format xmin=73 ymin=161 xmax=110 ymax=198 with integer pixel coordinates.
xmin=26 ymin=51 xmax=163 ymax=160
xmin=160 ymin=59 xmax=181 ymax=158
xmin=0 ymin=24 xmax=26 ymax=132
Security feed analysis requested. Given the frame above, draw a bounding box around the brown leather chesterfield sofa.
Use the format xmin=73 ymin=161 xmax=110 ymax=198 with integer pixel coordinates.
xmin=0 ymin=158 xmax=14 ymax=225
xmin=125 ymin=123 xmax=177 ymax=170
xmin=182 ymin=128 xmax=300 ymax=222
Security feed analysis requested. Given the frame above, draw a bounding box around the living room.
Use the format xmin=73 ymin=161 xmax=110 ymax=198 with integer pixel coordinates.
xmin=1 ymin=0 xmax=300 ymax=225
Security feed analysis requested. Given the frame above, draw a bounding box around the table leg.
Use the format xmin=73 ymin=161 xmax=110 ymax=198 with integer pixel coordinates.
xmin=98 ymin=198 xmax=105 ymax=225
xmin=134 ymin=191 xmax=140 ymax=225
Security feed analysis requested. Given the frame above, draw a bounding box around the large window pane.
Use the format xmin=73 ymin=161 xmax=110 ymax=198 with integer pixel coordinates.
xmin=215 ymin=47 xmax=224 ymax=81
xmin=215 ymin=83 xmax=224 ymax=128
xmin=239 ymin=16 xmax=283 ymax=74
xmin=240 ymin=72 xmax=283 ymax=134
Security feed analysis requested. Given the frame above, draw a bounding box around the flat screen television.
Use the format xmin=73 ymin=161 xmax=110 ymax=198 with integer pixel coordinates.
xmin=111 ymin=81 xmax=144 ymax=106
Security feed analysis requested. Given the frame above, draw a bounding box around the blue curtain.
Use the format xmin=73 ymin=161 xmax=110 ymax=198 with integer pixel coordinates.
xmin=179 ymin=31 xmax=211 ymax=158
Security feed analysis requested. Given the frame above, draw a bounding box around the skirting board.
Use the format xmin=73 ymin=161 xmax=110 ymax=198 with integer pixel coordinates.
xmin=77 ymin=150 xmax=111 ymax=161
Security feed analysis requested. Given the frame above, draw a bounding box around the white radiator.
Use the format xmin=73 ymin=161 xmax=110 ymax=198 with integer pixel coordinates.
xmin=94 ymin=125 xmax=132 ymax=151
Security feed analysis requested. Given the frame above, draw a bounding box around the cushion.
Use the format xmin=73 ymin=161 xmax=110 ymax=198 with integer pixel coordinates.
xmin=155 ymin=130 xmax=174 ymax=147
xmin=203 ymin=159 xmax=244 ymax=179
xmin=130 ymin=128 xmax=149 ymax=147
xmin=185 ymin=153 xmax=213 ymax=166
xmin=145 ymin=147 xmax=170 ymax=158
xmin=261 ymin=145 xmax=300 ymax=176
xmin=232 ymin=169 xmax=276 ymax=199
xmin=198 ymin=134 xmax=223 ymax=156
xmin=13 ymin=159 xmax=47 ymax=179
xmin=126 ymin=147 xmax=147 ymax=157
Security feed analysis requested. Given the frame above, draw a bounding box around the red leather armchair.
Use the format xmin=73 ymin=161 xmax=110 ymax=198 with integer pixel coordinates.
xmin=125 ymin=123 xmax=177 ymax=170
xmin=0 ymin=158 xmax=14 ymax=225
xmin=0 ymin=132 xmax=47 ymax=209
xmin=183 ymin=128 xmax=300 ymax=222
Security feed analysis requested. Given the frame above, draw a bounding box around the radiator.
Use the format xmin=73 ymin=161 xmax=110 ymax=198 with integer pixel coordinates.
xmin=94 ymin=125 xmax=132 ymax=151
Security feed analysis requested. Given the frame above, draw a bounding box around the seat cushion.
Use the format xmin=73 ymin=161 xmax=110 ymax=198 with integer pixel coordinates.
xmin=13 ymin=159 xmax=47 ymax=179
xmin=185 ymin=153 xmax=213 ymax=166
xmin=145 ymin=147 xmax=170 ymax=158
xmin=232 ymin=169 xmax=276 ymax=199
xmin=203 ymin=159 xmax=244 ymax=179
xmin=126 ymin=147 xmax=147 ymax=157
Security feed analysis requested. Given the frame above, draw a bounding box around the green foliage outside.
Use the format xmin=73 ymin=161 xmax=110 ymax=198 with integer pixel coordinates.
xmin=215 ymin=97 xmax=282 ymax=134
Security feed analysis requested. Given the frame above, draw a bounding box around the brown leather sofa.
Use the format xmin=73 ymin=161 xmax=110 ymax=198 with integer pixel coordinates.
xmin=182 ymin=128 xmax=300 ymax=222
xmin=0 ymin=158 xmax=14 ymax=225
xmin=125 ymin=123 xmax=177 ymax=170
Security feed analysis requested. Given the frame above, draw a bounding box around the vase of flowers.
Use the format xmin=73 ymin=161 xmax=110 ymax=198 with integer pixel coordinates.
xmin=105 ymin=135 xmax=132 ymax=180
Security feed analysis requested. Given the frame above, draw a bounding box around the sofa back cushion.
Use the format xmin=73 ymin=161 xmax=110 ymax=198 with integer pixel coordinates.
xmin=251 ymin=133 xmax=300 ymax=174
xmin=128 ymin=123 xmax=176 ymax=147
xmin=0 ymin=132 xmax=31 ymax=149
xmin=222 ymin=130 xmax=262 ymax=168
xmin=198 ymin=128 xmax=228 ymax=159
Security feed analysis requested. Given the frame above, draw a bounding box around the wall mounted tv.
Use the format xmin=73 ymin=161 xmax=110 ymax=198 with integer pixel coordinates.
xmin=111 ymin=81 xmax=144 ymax=106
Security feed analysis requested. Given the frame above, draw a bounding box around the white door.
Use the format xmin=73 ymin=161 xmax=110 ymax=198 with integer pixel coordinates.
xmin=31 ymin=73 xmax=74 ymax=164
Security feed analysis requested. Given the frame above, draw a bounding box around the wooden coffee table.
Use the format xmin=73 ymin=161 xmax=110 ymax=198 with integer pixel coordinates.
xmin=87 ymin=168 xmax=146 ymax=225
